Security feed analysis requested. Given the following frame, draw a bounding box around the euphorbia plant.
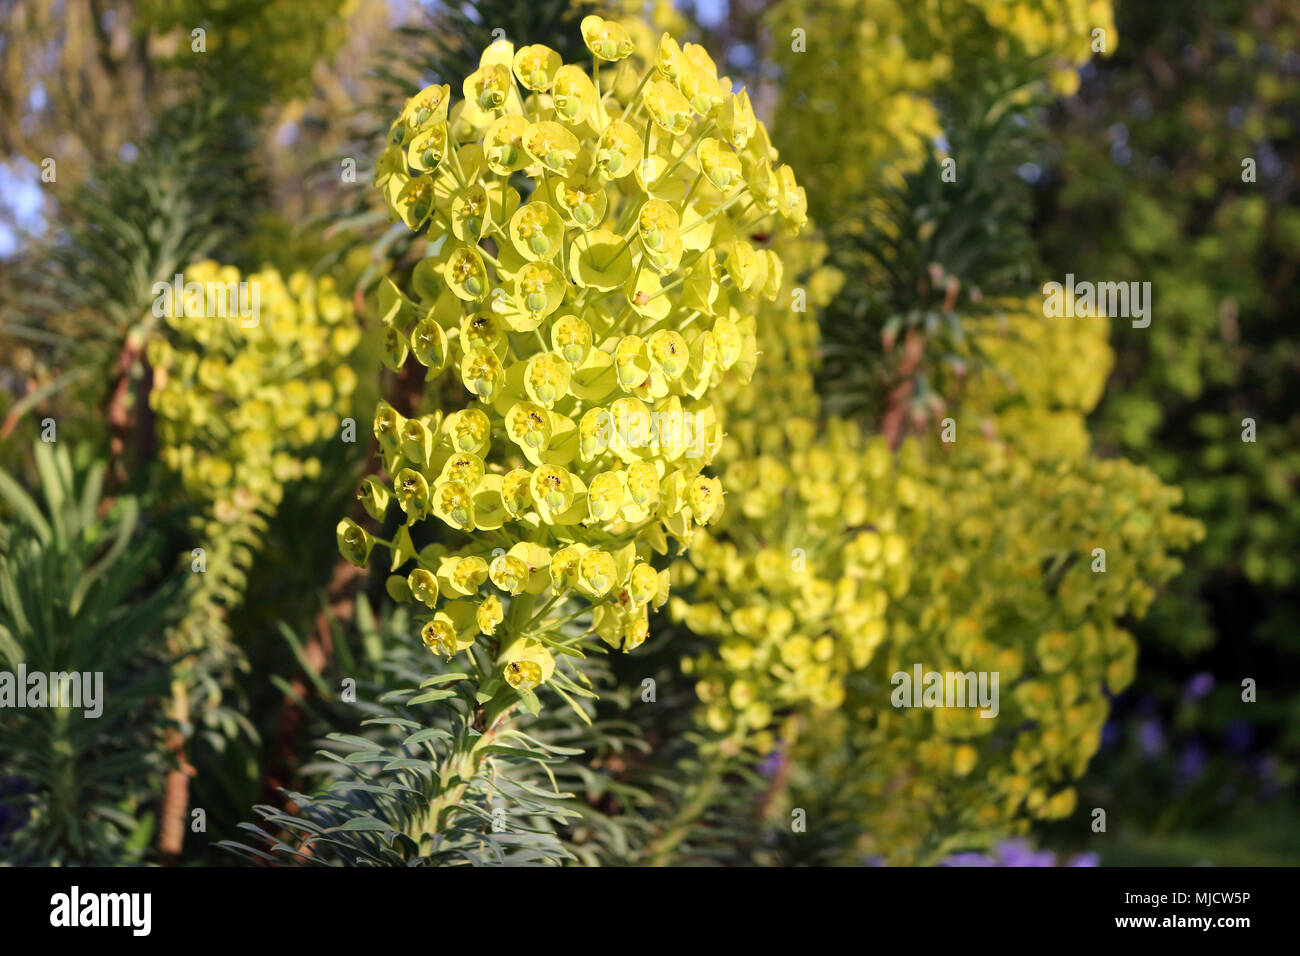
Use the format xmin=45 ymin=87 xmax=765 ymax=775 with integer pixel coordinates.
xmin=338 ymin=17 xmax=806 ymax=731
xmin=149 ymin=260 xmax=360 ymax=858
xmin=152 ymin=261 xmax=360 ymax=655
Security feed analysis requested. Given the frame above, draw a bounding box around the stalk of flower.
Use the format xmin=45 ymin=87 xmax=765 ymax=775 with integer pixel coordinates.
xmin=343 ymin=19 xmax=808 ymax=733
xmin=147 ymin=260 xmax=360 ymax=858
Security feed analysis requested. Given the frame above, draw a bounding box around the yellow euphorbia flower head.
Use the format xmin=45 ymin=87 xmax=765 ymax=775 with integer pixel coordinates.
xmin=349 ymin=20 xmax=803 ymax=699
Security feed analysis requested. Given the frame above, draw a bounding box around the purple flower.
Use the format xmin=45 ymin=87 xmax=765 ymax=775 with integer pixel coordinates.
xmin=994 ymin=839 xmax=1057 ymax=867
xmin=1258 ymin=758 xmax=1283 ymax=798
xmin=757 ymin=748 xmax=785 ymax=778
xmin=1184 ymin=672 xmax=1215 ymax=699
xmin=942 ymin=839 xmax=1090 ymax=867
xmin=1138 ymin=718 xmax=1165 ymax=757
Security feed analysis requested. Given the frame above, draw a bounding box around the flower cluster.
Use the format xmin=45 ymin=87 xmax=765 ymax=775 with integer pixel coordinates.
xmin=974 ymin=0 xmax=1116 ymax=96
xmin=768 ymin=0 xmax=1115 ymax=222
xmin=670 ymin=231 xmax=893 ymax=751
xmin=956 ymin=299 xmax=1115 ymax=460
xmin=800 ymin=425 xmax=1201 ymax=864
xmin=137 ymin=0 xmax=359 ymax=99
xmin=150 ymin=261 xmax=359 ymax=642
xmin=712 ymin=232 xmax=842 ymax=448
xmin=672 ymin=248 xmax=1200 ymax=860
xmin=341 ymin=21 xmax=805 ymax=696
xmin=675 ymin=421 xmax=911 ymax=752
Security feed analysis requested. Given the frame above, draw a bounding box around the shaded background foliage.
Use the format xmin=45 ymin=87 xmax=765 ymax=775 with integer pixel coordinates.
xmin=1033 ymin=0 xmax=1300 ymax=861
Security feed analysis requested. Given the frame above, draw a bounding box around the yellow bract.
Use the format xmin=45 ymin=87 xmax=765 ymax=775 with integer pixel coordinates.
xmin=353 ymin=22 xmax=799 ymax=690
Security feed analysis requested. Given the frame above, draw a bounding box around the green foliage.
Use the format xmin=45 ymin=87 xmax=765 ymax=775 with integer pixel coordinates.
xmin=0 ymin=444 xmax=179 ymax=863
xmin=1035 ymin=0 xmax=1300 ymax=837
xmin=1041 ymin=0 xmax=1300 ymax=633
xmin=817 ymin=99 xmax=1045 ymax=421
xmin=225 ymin=602 xmax=775 ymax=866
xmin=136 ymin=0 xmax=358 ymax=105
xmin=227 ymin=603 xmax=584 ymax=865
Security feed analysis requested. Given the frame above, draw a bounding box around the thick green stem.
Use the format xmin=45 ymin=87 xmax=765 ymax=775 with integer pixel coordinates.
xmin=404 ymin=590 xmax=540 ymax=854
